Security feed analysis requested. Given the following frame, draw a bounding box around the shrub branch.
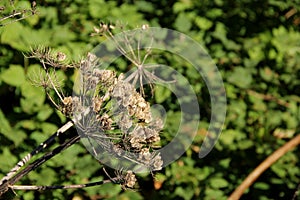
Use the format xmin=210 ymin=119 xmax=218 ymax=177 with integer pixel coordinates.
xmin=228 ymin=133 xmax=300 ymax=200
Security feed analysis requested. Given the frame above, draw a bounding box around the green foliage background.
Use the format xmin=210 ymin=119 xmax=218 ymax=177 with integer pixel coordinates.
xmin=1 ymin=0 xmax=300 ymax=199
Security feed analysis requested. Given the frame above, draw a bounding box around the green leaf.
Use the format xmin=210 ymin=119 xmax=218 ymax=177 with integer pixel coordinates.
xmin=220 ymin=129 xmax=245 ymax=146
xmin=195 ymin=16 xmax=213 ymax=31
xmin=271 ymin=163 xmax=287 ymax=178
xmin=10 ymin=129 xmax=27 ymax=146
xmin=30 ymin=131 xmax=48 ymax=145
xmin=29 ymin=167 xmax=57 ymax=185
xmin=16 ymin=120 xmax=37 ymax=130
xmin=210 ymin=177 xmax=229 ymax=189
xmin=155 ymin=85 xmax=172 ymax=103
xmin=1 ymin=65 xmax=26 ymax=86
xmin=0 ymin=148 xmax=18 ymax=171
xmin=205 ymin=188 xmax=226 ymax=200
xmin=89 ymin=0 xmax=111 ymax=19
xmin=0 ymin=109 xmax=27 ymax=146
xmin=238 ymin=140 xmax=254 ymax=150
xmin=227 ymin=67 xmax=252 ymax=89
xmin=20 ymin=82 xmax=46 ymax=114
xmin=74 ymin=153 xmax=100 ymax=179
xmin=135 ymin=1 xmax=155 ymax=12
xmin=254 ymin=182 xmax=270 ymax=190
xmin=1 ymin=22 xmax=51 ymax=51
xmin=173 ymin=2 xmax=192 ymax=13
xmin=51 ymin=26 xmax=76 ymax=45
xmin=53 ymin=144 xmax=85 ymax=170
xmin=1 ymin=22 xmax=28 ymax=51
xmin=174 ymin=186 xmax=194 ymax=200
xmin=97 ymin=182 xmax=122 ymax=198
xmin=0 ymin=109 xmax=12 ymax=135
xmin=22 ymin=192 xmax=35 ymax=200
xmin=40 ymin=122 xmax=58 ymax=136
xmin=219 ymin=158 xmax=231 ymax=168
xmin=225 ymin=83 xmax=237 ymax=99
xmin=174 ymin=13 xmax=192 ymax=32
xmin=118 ymin=191 xmax=143 ymax=200
xmin=37 ymin=104 xmax=53 ymax=121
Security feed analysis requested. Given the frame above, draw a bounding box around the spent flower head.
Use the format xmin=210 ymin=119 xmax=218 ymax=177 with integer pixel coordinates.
xmin=123 ymin=170 xmax=137 ymax=188
xmin=73 ymin=52 xmax=164 ymax=173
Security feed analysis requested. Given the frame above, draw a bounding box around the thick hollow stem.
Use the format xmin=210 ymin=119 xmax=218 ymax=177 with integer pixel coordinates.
xmin=0 ymin=121 xmax=74 ymax=186
xmin=0 ymin=134 xmax=79 ymax=197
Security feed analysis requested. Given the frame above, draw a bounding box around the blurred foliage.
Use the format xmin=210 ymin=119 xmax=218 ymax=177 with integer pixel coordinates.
xmin=0 ymin=0 xmax=300 ymax=199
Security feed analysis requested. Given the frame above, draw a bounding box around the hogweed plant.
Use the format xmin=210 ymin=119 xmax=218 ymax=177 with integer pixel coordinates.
xmin=0 ymin=22 xmax=224 ymax=199
xmin=0 ymin=24 xmax=167 ymax=199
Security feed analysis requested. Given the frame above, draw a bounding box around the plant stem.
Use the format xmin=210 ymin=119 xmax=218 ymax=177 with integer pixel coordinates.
xmin=0 ymin=121 xmax=74 ymax=186
xmin=0 ymin=132 xmax=79 ymax=197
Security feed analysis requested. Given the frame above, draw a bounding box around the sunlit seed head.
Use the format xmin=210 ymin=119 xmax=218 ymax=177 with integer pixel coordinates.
xmin=124 ymin=171 xmax=136 ymax=188
xmin=93 ymin=97 xmax=103 ymax=113
xmin=56 ymin=52 xmax=66 ymax=61
xmin=142 ymin=24 xmax=149 ymax=30
xmin=63 ymin=96 xmax=73 ymax=105
xmin=152 ymin=154 xmax=163 ymax=170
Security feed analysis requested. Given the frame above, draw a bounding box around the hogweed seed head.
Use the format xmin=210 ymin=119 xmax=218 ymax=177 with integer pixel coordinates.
xmin=152 ymin=153 xmax=163 ymax=171
xmin=74 ymin=52 xmax=164 ymax=179
xmin=96 ymin=113 xmax=113 ymax=131
xmin=124 ymin=171 xmax=137 ymax=188
xmin=61 ymin=96 xmax=82 ymax=116
xmin=92 ymin=97 xmax=103 ymax=113
xmin=138 ymin=148 xmax=151 ymax=163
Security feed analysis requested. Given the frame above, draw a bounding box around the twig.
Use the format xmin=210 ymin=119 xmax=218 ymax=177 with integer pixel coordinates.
xmin=0 ymin=1 xmax=37 ymax=27
xmin=10 ymin=177 xmax=118 ymax=191
xmin=228 ymin=134 xmax=300 ymax=200
xmin=292 ymin=182 xmax=300 ymax=200
xmin=247 ymin=89 xmax=290 ymax=107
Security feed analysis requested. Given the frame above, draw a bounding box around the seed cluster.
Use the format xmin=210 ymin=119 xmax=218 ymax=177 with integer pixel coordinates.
xmin=124 ymin=171 xmax=137 ymax=188
xmin=68 ymin=53 xmax=164 ymax=187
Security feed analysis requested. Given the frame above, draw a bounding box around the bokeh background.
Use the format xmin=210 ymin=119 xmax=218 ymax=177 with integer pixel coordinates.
xmin=0 ymin=0 xmax=300 ymax=199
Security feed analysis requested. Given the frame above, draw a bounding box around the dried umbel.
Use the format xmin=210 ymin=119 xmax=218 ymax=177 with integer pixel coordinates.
xmin=73 ymin=52 xmax=164 ymax=176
